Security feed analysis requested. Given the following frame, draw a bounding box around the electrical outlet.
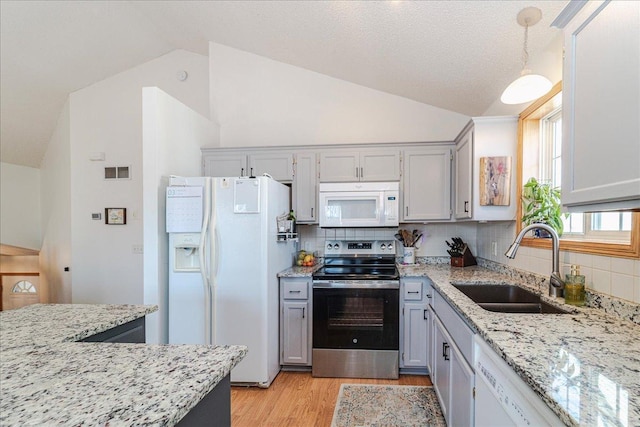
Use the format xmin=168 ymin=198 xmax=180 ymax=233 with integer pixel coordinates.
xmin=491 ymin=241 xmax=498 ymax=256
xmin=132 ymin=245 xmax=143 ymax=254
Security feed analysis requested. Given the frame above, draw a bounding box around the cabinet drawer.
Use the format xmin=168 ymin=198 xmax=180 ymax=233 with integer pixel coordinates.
xmin=282 ymin=280 xmax=308 ymax=300
xmin=404 ymin=281 xmax=423 ymax=300
xmin=433 ymin=289 xmax=474 ymax=365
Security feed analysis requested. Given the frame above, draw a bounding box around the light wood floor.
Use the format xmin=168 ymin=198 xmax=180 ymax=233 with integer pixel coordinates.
xmin=230 ymin=371 xmax=432 ymax=427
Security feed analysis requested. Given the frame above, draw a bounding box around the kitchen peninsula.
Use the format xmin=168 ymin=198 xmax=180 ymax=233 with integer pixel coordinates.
xmin=0 ymin=304 xmax=247 ymax=426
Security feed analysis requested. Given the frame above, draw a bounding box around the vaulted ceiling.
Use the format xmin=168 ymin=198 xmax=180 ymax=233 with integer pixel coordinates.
xmin=0 ymin=0 xmax=568 ymax=168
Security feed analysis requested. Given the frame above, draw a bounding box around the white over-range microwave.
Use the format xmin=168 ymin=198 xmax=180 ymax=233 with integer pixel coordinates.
xmin=318 ymin=182 xmax=400 ymax=227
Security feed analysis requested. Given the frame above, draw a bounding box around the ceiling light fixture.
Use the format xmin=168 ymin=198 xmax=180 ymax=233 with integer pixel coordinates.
xmin=501 ymin=7 xmax=553 ymax=105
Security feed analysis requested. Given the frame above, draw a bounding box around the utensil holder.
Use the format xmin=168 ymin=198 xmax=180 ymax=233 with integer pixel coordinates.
xmin=403 ymin=247 xmax=415 ymax=264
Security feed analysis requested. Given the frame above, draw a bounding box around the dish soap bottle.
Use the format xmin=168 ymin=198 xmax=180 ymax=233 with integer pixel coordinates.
xmin=564 ymin=264 xmax=586 ymax=306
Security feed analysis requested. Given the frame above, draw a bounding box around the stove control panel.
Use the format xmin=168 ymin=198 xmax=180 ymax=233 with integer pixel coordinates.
xmin=324 ymin=240 xmax=396 ymax=256
xmin=347 ymin=242 xmax=371 ymax=250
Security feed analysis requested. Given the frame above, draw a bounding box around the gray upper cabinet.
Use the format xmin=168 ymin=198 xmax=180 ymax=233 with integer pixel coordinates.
xmin=556 ymin=1 xmax=640 ymax=211
xmin=402 ymin=147 xmax=452 ymax=221
xmin=249 ymin=153 xmax=294 ymax=182
xmin=453 ymin=117 xmax=517 ymax=222
xmin=454 ymin=126 xmax=473 ymax=219
xmin=202 ymin=149 xmax=293 ymax=182
xmin=361 ymin=150 xmax=401 ymax=181
xmin=202 ymin=152 xmax=247 ymax=177
xmin=319 ymin=149 xmax=400 ymax=182
xmin=293 ymin=152 xmax=318 ymax=223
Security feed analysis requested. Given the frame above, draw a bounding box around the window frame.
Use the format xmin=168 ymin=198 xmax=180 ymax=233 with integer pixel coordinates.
xmin=516 ymin=81 xmax=640 ymax=259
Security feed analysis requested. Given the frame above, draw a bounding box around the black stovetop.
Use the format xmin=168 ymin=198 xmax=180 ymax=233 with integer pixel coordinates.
xmin=312 ymin=256 xmax=399 ymax=281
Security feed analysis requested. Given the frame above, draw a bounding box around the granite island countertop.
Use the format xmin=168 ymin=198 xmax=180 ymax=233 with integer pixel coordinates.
xmin=0 ymin=304 xmax=248 ymax=426
xmin=398 ymin=263 xmax=640 ymax=427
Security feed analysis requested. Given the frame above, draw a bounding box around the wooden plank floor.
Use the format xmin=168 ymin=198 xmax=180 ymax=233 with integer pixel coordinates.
xmin=230 ymin=371 xmax=432 ymax=427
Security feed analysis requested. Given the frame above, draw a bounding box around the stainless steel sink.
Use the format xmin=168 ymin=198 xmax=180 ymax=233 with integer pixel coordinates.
xmin=452 ymin=284 xmax=570 ymax=314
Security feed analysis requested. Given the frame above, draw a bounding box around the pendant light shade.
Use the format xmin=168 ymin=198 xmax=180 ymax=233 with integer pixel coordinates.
xmin=501 ymin=70 xmax=553 ymax=104
xmin=501 ymin=7 xmax=552 ymax=105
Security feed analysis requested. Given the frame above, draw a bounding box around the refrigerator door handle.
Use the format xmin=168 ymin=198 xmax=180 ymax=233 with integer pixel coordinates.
xmin=200 ymin=177 xmax=213 ymax=345
xmin=208 ymin=178 xmax=218 ymax=345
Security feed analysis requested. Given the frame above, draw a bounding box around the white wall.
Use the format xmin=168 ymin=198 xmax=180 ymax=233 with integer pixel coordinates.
xmin=64 ymin=49 xmax=210 ymax=305
xmin=209 ymin=42 xmax=469 ymax=147
xmin=39 ymin=100 xmax=72 ymax=303
xmin=142 ymin=87 xmax=219 ymax=343
xmin=0 ymin=162 xmax=41 ymax=250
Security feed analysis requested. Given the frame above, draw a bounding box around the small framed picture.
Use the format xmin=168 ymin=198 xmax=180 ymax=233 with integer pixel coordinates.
xmin=105 ymin=208 xmax=126 ymax=225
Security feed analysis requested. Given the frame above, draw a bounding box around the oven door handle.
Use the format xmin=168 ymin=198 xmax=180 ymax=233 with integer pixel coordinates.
xmin=312 ymin=280 xmax=400 ymax=289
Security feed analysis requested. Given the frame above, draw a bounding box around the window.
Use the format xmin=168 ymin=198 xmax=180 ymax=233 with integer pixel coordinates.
xmin=518 ymin=82 xmax=639 ymax=258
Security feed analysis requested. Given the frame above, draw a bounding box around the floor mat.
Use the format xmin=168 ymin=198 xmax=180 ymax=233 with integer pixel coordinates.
xmin=331 ymin=384 xmax=446 ymax=427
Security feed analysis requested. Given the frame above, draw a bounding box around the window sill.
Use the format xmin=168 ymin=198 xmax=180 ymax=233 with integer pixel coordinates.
xmin=520 ymin=234 xmax=640 ymax=259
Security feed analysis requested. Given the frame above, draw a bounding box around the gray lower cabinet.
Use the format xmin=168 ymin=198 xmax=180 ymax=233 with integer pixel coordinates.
xmin=80 ymin=317 xmax=145 ymax=343
xmin=400 ymin=277 xmax=432 ymax=372
xmin=431 ymin=288 xmax=474 ymax=427
xmin=280 ymin=277 xmax=312 ymax=366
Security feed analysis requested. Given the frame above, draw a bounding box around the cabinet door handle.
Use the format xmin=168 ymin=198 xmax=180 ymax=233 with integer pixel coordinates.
xmin=302 ymin=307 xmax=305 ymax=319
xmin=311 ymin=207 xmax=314 ymax=217
xmin=443 ymin=342 xmax=450 ymax=361
xmin=250 ymin=167 xmax=254 ymax=177
xmin=360 ymin=167 xmax=363 ymax=178
xmin=241 ymin=168 xmax=244 ymax=177
xmin=407 ymin=291 xmax=419 ymax=294
xmin=464 ymin=201 xmax=469 ymax=212
xmin=426 ymin=293 xmax=432 ymax=299
xmin=423 ymin=309 xmax=428 ymax=320
xmin=405 ymin=206 xmax=409 ymax=216
xmin=289 ymin=290 xmax=301 ymax=293
xmin=356 ymin=167 xmax=359 ymax=178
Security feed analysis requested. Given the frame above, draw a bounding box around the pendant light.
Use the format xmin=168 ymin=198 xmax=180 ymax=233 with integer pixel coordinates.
xmin=501 ymin=7 xmax=552 ymax=105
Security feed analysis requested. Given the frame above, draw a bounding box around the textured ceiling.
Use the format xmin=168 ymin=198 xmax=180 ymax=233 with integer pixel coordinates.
xmin=0 ymin=0 xmax=568 ymax=168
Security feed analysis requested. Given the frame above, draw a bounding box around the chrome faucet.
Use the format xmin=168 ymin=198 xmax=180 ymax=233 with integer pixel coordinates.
xmin=504 ymin=223 xmax=565 ymax=298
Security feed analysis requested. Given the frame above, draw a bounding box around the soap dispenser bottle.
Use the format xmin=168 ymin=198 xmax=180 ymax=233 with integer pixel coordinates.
xmin=564 ymin=264 xmax=586 ymax=306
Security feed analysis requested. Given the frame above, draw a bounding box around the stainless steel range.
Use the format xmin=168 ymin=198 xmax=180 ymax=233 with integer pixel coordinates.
xmin=312 ymin=240 xmax=399 ymax=379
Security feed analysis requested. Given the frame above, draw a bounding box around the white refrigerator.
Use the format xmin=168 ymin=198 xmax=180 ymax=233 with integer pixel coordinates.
xmin=166 ymin=175 xmax=295 ymax=387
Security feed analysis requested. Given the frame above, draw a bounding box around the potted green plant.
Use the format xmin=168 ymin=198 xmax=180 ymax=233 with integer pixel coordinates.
xmin=521 ymin=177 xmax=566 ymax=237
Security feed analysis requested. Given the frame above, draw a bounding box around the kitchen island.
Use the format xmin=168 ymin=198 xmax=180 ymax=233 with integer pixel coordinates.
xmin=0 ymin=304 xmax=247 ymax=426
xmin=399 ymin=261 xmax=640 ymax=427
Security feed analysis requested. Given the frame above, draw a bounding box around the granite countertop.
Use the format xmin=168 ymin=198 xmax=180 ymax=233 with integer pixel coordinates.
xmin=278 ymin=264 xmax=322 ymax=277
xmin=399 ymin=263 xmax=640 ymax=427
xmin=0 ymin=303 xmax=156 ymax=350
xmin=0 ymin=304 xmax=248 ymax=426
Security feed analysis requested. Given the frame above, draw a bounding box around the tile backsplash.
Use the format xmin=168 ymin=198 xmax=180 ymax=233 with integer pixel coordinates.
xmin=297 ymin=221 xmax=640 ymax=304
xmin=297 ymin=222 xmax=479 ymax=258
xmin=476 ymin=222 xmax=640 ymax=304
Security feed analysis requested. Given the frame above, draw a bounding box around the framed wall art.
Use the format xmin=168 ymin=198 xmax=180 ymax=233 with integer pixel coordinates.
xmin=105 ymin=208 xmax=126 ymax=225
xmin=479 ymin=156 xmax=511 ymax=206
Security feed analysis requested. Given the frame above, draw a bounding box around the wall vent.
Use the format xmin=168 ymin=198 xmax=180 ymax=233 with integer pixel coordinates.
xmin=104 ymin=166 xmax=130 ymax=180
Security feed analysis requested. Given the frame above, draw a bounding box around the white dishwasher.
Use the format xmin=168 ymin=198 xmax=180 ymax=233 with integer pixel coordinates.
xmin=474 ymin=336 xmax=562 ymax=426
